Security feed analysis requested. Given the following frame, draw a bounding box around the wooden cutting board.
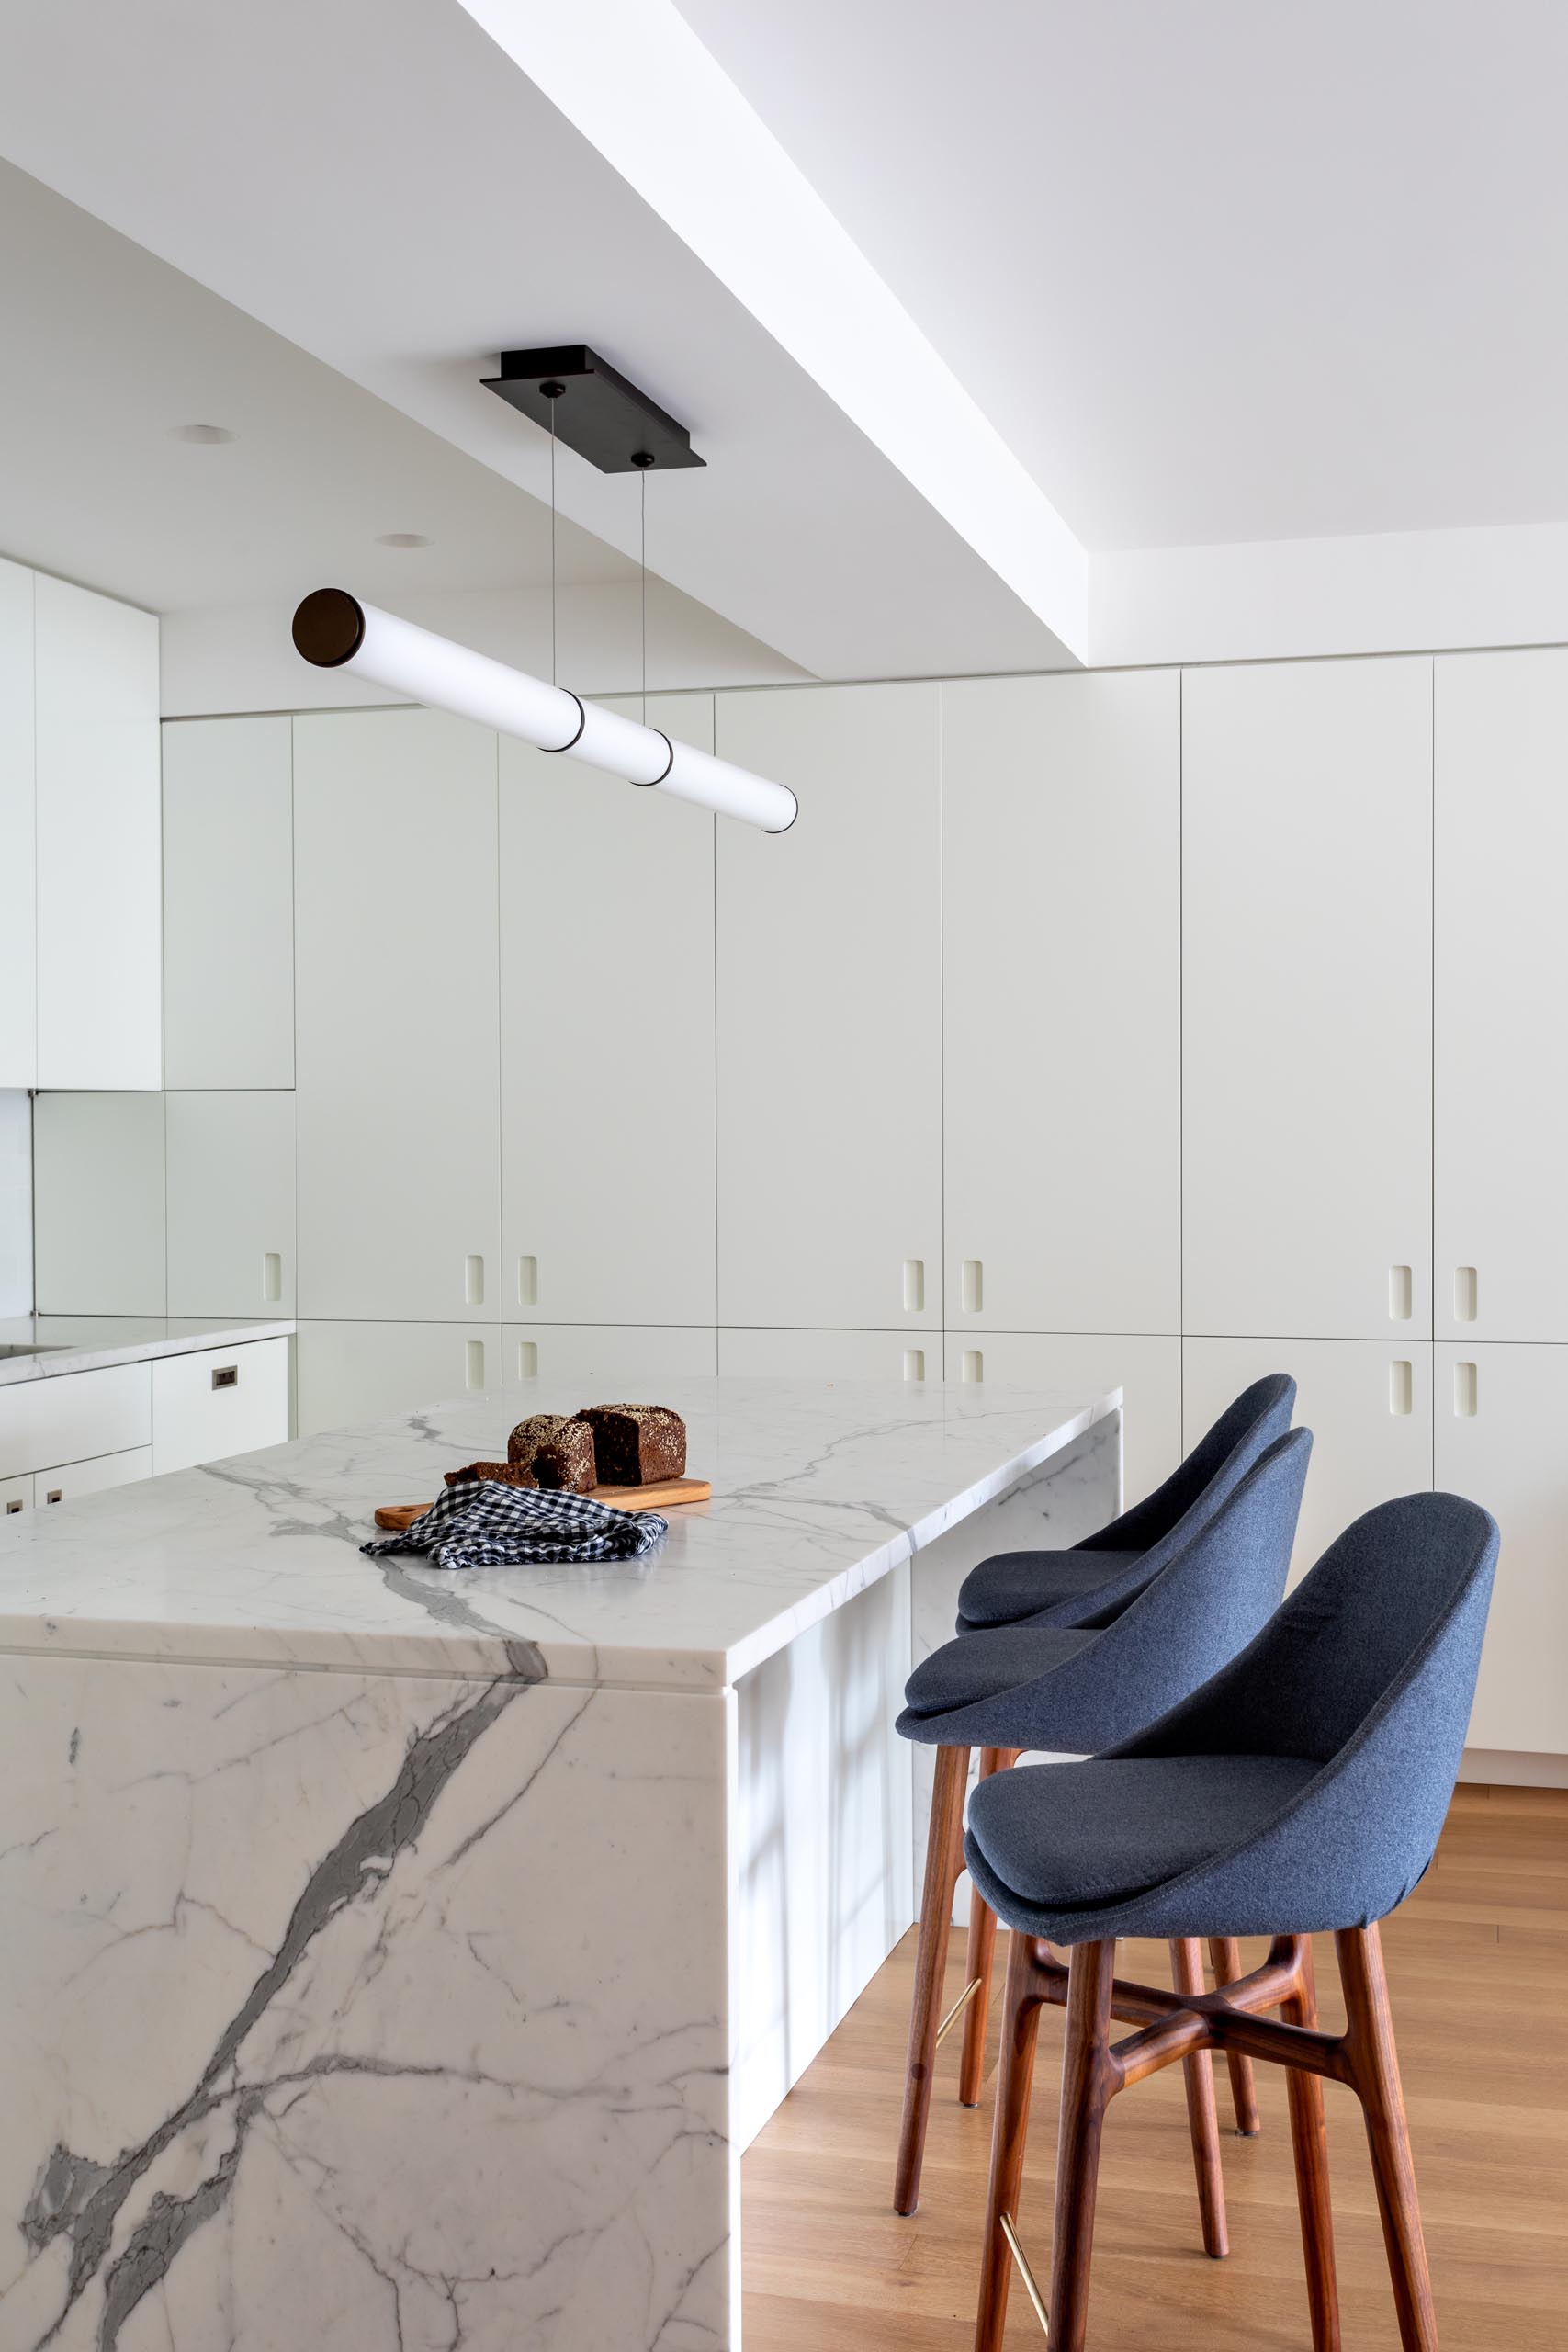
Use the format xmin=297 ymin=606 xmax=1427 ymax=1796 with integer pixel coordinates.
xmin=373 ymin=1476 xmax=710 ymax=1532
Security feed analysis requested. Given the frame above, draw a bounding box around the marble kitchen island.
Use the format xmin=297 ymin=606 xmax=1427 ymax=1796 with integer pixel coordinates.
xmin=0 ymin=1374 xmax=1120 ymax=2351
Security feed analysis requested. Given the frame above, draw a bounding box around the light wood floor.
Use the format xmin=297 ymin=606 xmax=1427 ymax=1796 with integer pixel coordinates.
xmin=743 ymin=1783 xmax=1568 ymax=2350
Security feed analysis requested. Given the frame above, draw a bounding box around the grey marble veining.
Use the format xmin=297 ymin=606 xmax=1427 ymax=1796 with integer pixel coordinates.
xmin=0 ymin=1375 xmax=1119 ymax=1690
xmin=0 ymin=1316 xmax=298 ymax=1387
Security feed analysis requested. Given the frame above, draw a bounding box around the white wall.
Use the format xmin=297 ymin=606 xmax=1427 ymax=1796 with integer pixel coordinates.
xmin=0 ymin=1091 xmax=31 ymax=1317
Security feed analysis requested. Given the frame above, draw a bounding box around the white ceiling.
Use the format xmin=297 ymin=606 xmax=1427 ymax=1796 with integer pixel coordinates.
xmin=0 ymin=0 xmax=1067 ymax=679
xmin=0 ymin=157 xmax=635 ymax=613
xmin=1 ymin=0 xmax=1565 ymax=679
xmin=674 ymin=0 xmax=1568 ymax=550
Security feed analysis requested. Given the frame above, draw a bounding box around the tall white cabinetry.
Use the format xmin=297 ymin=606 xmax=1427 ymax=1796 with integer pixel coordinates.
xmin=1183 ymin=658 xmax=1433 ymax=1341
xmin=0 ymin=562 xmax=161 ymax=1091
xmin=1431 ymin=650 xmax=1568 ymax=1766
xmin=293 ymin=708 xmax=501 ymax=1324
xmin=0 ymin=560 xmax=35 ymax=1085
xmin=943 ymin=670 xmax=1180 ymax=1336
xmin=34 ymin=575 xmax=162 ymax=1089
xmin=501 ymin=694 xmax=716 ymax=1329
xmin=716 ymin=683 xmax=942 ymax=1333
xmin=163 ymin=716 xmax=294 ymax=1090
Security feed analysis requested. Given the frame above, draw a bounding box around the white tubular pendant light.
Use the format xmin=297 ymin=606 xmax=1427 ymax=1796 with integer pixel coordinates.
xmin=291 ymin=591 xmax=797 ymax=833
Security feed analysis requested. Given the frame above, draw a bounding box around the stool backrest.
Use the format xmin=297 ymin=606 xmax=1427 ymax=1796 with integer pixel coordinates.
xmin=1113 ymin=1490 xmax=1500 ymax=1928
xmin=1086 ymin=1373 xmax=1295 ymax=1556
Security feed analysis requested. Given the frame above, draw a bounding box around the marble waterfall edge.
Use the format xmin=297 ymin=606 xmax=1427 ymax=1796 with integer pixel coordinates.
xmin=0 ymin=1652 xmax=732 ymax=2351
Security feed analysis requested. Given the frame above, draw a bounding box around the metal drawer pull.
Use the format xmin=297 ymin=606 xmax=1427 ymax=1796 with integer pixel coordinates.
xmin=212 ymin=1364 xmax=240 ymax=1391
xmin=6 ymin=1498 xmax=23 ymax=1514
xmin=46 ymin=1488 xmax=62 ymax=1505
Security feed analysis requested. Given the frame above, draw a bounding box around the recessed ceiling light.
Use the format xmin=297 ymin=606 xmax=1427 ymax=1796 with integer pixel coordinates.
xmin=377 ymin=531 xmax=432 ymax=548
xmin=169 ymin=423 xmax=235 ymax=444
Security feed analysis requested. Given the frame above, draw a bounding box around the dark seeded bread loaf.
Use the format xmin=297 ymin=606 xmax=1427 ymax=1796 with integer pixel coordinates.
xmin=573 ymin=1404 xmax=685 ymax=1487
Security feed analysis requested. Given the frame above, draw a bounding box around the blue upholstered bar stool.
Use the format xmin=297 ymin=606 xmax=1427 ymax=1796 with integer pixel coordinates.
xmin=956 ymin=1374 xmax=1295 ymax=1635
xmin=966 ymin=1491 xmax=1499 ymax=2352
xmin=893 ymin=1425 xmax=1311 ymax=2220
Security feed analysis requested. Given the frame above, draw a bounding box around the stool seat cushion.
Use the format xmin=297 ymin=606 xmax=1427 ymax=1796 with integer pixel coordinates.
xmin=967 ymin=1753 xmax=1322 ymax=1918
xmin=901 ymin=1625 xmax=1096 ymax=1723
xmin=956 ymin=1550 xmax=1143 ymax=1631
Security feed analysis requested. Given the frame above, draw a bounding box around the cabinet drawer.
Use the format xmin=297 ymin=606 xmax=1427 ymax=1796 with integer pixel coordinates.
xmin=1 ymin=1473 xmax=28 ymax=1521
xmin=32 ymin=1363 xmax=152 ymax=1471
xmin=33 ymin=1447 xmax=152 ymax=1508
xmin=0 ymin=1386 xmax=30 ymax=1480
xmin=151 ymin=1338 xmax=290 ymax=1475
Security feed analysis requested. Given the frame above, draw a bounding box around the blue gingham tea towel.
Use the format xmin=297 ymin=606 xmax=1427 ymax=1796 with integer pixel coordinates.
xmin=363 ymin=1478 xmax=667 ymax=1570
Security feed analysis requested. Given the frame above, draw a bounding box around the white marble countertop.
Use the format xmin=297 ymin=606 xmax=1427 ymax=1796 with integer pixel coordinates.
xmin=0 ymin=1314 xmax=298 ymax=1385
xmin=0 ymin=1375 xmax=1117 ymax=1689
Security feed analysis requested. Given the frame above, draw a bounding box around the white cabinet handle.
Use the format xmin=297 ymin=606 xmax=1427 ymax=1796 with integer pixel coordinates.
xmin=903 ymin=1348 xmax=925 ymax=1382
xmin=902 ymin=1259 xmax=924 ymax=1313
xmin=1388 ymin=1360 xmax=1412 ymax=1416
xmin=517 ymin=1255 xmax=538 ymax=1306
xmin=961 ymin=1260 xmax=984 ymax=1314
xmin=466 ymin=1255 xmax=486 ymax=1307
xmin=1452 ymin=1362 xmax=1478 ymax=1417
xmin=1453 ymin=1267 xmax=1478 ymax=1323
xmin=262 ymin=1252 xmax=283 ymax=1305
xmin=465 ymin=1340 xmax=486 ymax=1391
xmin=960 ymin=1350 xmax=984 ymax=1383
xmin=1387 ymin=1266 xmax=1412 ymax=1321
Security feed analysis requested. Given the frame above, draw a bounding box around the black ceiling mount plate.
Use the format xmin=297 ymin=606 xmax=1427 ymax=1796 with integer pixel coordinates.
xmin=481 ymin=345 xmax=705 ymax=472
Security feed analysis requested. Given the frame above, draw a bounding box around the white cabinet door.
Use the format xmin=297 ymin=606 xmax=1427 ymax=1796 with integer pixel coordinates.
xmin=295 ymin=1320 xmax=502 ymax=1437
xmin=941 ymin=1331 xmax=1181 ymax=1510
xmin=1184 ymin=1336 xmax=1432 ymax=1580
xmin=294 ymin=709 xmax=501 ymax=1321
xmin=33 ymin=1093 xmax=166 ymax=1315
xmin=504 ymin=1324 xmax=718 ymax=1385
xmin=33 ymin=1448 xmax=152 ymax=1508
xmin=719 ymin=1329 xmax=932 ymax=1383
xmin=501 ymin=694 xmax=716 ymax=1327
xmin=166 ymin=1092 xmax=296 ymax=1317
xmin=163 ymin=716 xmax=295 ymax=1089
xmin=32 ymin=1362 xmax=152 ymax=1470
xmin=1435 ymin=650 xmax=1568 ymax=1343
xmin=0 ymin=560 xmax=34 ymax=1088
xmin=151 ymin=1337 xmax=290 ymax=1474
xmin=1183 ymin=659 xmax=1433 ymax=1340
xmin=1436 ymin=1343 xmax=1568 ymax=1757
xmin=34 ymin=574 xmax=162 ymax=1089
xmin=716 ymin=684 xmax=942 ymax=1331
xmin=943 ymin=671 xmax=1180 ymax=1335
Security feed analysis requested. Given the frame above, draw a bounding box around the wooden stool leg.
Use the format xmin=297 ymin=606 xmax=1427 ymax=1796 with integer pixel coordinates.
xmin=1282 ymin=1936 xmax=1341 ymax=2352
xmin=1337 ymin=1923 xmax=1439 ymax=2352
xmin=894 ymin=1743 xmax=971 ymax=2214
xmin=1209 ymin=1935 xmax=1263 ymax=2133
xmin=1170 ymin=1938 xmax=1229 ymax=2258
xmin=975 ymin=1929 xmax=1052 ymax=2352
xmin=1044 ymin=1939 xmax=1119 ymax=2352
xmin=959 ymin=1747 xmax=1021 ymax=2106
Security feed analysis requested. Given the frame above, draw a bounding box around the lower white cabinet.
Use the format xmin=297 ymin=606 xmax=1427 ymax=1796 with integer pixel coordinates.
xmin=34 ymin=1361 xmax=152 ymax=1470
xmin=719 ymin=1329 xmax=931 ymax=1382
xmin=165 ymin=1092 xmax=296 ymax=1317
xmin=151 ymin=1338 xmax=291 ymax=1475
xmin=1436 ymin=1342 xmax=1568 ymax=1758
xmin=295 ymin=1322 xmax=502 ymax=1438
xmin=504 ymin=1325 xmax=718 ymax=1385
xmin=1183 ymin=1337 xmax=1434 ymax=1580
xmin=34 ymin=1448 xmax=152 ymax=1508
xmin=942 ymin=1333 xmax=1181 ymax=1510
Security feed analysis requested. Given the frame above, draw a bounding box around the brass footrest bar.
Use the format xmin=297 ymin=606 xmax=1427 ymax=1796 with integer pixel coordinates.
xmin=999 ymin=2213 xmax=1050 ymax=2337
xmin=934 ymin=1973 xmax=983 ymax=2052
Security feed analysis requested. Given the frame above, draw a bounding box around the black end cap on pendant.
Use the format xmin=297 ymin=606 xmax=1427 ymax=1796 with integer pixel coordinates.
xmin=293 ymin=587 xmax=365 ymax=668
